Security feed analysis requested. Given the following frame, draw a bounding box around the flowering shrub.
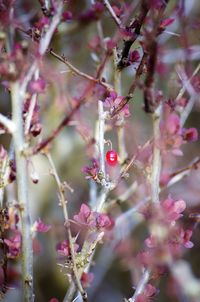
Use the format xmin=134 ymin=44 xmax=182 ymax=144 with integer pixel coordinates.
xmin=0 ymin=1 xmax=200 ymax=302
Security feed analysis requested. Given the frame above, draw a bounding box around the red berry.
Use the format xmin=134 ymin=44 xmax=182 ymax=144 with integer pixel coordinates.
xmin=106 ymin=150 xmax=118 ymax=166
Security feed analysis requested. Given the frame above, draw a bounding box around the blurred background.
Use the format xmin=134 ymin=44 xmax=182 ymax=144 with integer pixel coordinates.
xmin=0 ymin=0 xmax=200 ymax=301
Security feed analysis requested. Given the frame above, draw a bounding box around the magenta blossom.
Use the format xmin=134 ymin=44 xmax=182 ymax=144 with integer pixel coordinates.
xmin=81 ymin=272 xmax=94 ymax=288
xmin=73 ymin=203 xmax=114 ymax=230
xmin=29 ymin=78 xmax=46 ymax=94
xmin=135 ymin=284 xmax=157 ymax=302
xmin=104 ymin=91 xmax=130 ymax=117
xmin=182 ymin=127 xmax=198 ymax=142
xmin=32 ymin=218 xmax=51 ymax=233
xmin=82 ymin=158 xmax=99 ymax=180
xmin=4 ymin=232 xmax=21 ymax=259
xmin=56 ymin=240 xmax=79 ymax=257
xmin=161 ymin=197 xmax=186 ymax=223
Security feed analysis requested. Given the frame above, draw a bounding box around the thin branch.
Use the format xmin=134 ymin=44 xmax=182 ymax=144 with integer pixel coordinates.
xmin=151 ymin=105 xmax=162 ymax=203
xmin=102 ymin=0 xmax=122 ymax=27
xmin=24 ymin=68 xmax=39 ymax=136
xmin=110 ymin=51 xmax=148 ymax=118
xmin=98 ymin=101 xmax=106 ymax=176
xmin=0 ymin=113 xmax=16 ymax=134
xmin=39 ymin=2 xmax=63 ymax=55
xmin=113 ymin=48 xmax=128 ymax=162
xmin=46 ymin=153 xmax=88 ymax=302
xmin=117 ymin=0 xmax=150 ymax=70
xmin=31 ymin=81 xmax=94 ymax=155
xmin=128 ymin=269 xmax=150 ymax=302
xmin=49 ymin=49 xmax=112 ymax=91
xmin=11 ymin=82 xmax=33 ymax=302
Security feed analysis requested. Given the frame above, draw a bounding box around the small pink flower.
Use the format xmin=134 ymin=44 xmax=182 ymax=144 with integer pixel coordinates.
xmin=161 ymin=198 xmax=186 ymax=222
xmin=182 ymin=128 xmax=198 ymax=142
xmin=82 ymin=158 xmax=99 ymax=180
xmin=62 ymin=10 xmax=73 ymax=21
xmin=160 ymin=18 xmax=174 ymax=29
xmin=29 ymin=78 xmax=46 ymax=93
xmin=56 ymin=240 xmax=79 ymax=257
xmin=145 ymin=235 xmax=157 ymax=248
xmin=104 ymin=91 xmax=130 ymax=117
xmin=32 ymin=218 xmax=51 ymax=233
xmin=74 ymin=203 xmax=91 ymax=225
xmin=129 ymin=50 xmax=140 ymax=64
xmin=135 ymin=284 xmax=157 ymax=302
xmin=4 ymin=232 xmax=21 ymax=259
xmin=105 ymin=38 xmax=117 ymax=53
xmin=81 ymin=272 xmax=94 ymax=288
xmin=73 ymin=203 xmax=114 ymax=230
xmin=165 ymin=113 xmax=181 ymax=135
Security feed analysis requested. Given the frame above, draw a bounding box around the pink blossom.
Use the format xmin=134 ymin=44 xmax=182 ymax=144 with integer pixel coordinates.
xmin=4 ymin=232 xmax=21 ymax=259
xmin=145 ymin=235 xmax=157 ymax=248
xmin=32 ymin=218 xmax=51 ymax=233
xmin=182 ymin=128 xmax=198 ymax=142
xmin=129 ymin=50 xmax=140 ymax=64
xmin=74 ymin=203 xmax=91 ymax=225
xmin=165 ymin=114 xmax=181 ymax=135
xmin=56 ymin=240 xmax=79 ymax=257
xmin=29 ymin=78 xmax=46 ymax=93
xmin=161 ymin=197 xmax=186 ymax=222
xmin=104 ymin=91 xmax=130 ymax=117
xmin=49 ymin=299 xmax=59 ymax=302
xmin=81 ymin=272 xmax=94 ymax=288
xmin=169 ymin=227 xmax=194 ymax=250
xmin=88 ymin=36 xmax=101 ymax=52
xmin=62 ymin=11 xmax=73 ymax=21
xmin=105 ymin=38 xmax=117 ymax=53
xmin=160 ymin=18 xmax=174 ymax=29
xmin=135 ymin=284 xmax=157 ymax=302
xmin=82 ymin=158 xmax=99 ymax=180
xmin=74 ymin=203 xmax=114 ymax=230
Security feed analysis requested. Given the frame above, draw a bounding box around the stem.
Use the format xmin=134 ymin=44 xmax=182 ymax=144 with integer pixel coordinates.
xmin=24 ymin=69 xmax=39 ymax=136
xmin=98 ymin=101 xmax=106 ymax=176
xmin=50 ymin=49 xmax=112 ymax=91
xmin=102 ymin=0 xmax=122 ymax=27
xmin=46 ymin=154 xmax=88 ymax=302
xmin=0 ymin=113 xmax=16 ymax=134
xmin=11 ymin=82 xmax=33 ymax=302
xmin=151 ymin=106 xmax=162 ymax=203
xmin=114 ymin=48 xmax=128 ymax=162
xmin=128 ymin=269 xmax=150 ymax=302
xmin=38 ymin=2 xmax=63 ymax=55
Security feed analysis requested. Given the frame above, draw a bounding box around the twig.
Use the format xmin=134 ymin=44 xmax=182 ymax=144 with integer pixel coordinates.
xmin=24 ymin=69 xmax=39 ymax=136
xmin=98 ymin=101 xmax=106 ymax=176
xmin=128 ymin=269 xmax=150 ymax=302
xmin=39 ymin=2 xmax=63 ymax=55
xmin=113 ymin=48 xmax=128 ymax=162
xmin=11 ymin=82 xmax=33 ymax=302
xmin=110 ymin=51 xmax=147 ymax=118
xmin=0 ymin=113 xmax=16 ymax=134
xmin=102 ymin=0 xmax=122 ymax=27
xmin=49 ymin=49 xmax=112 ymax=91
xmin=151 ymin=105 xmax=162 ymax=203
xmin=32 ymin=81 xmax=94 ymax=155
xmin=117 ymin=0 xmax=150 ymax=70
xmin=46 ymin=153 xmax=88 ymax=302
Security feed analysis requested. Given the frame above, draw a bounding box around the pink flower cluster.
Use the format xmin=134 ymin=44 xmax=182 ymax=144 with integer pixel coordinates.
xmin=104 ymin=91 xmax=130 ymax=117
xmin=159 ymin=112 xmax=198 ymax=156
xmin=73 ymin=203 xmax=114 ymax=231
xmin=4 ymin=232 xmax=21 ymax=259
xmin=139 ymin=197 xmax=193 ymax=268
xmin=135 ymin=283 xmax=157 ymax=302
xmin=56 ymin=240 xmax=79 ymax=257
